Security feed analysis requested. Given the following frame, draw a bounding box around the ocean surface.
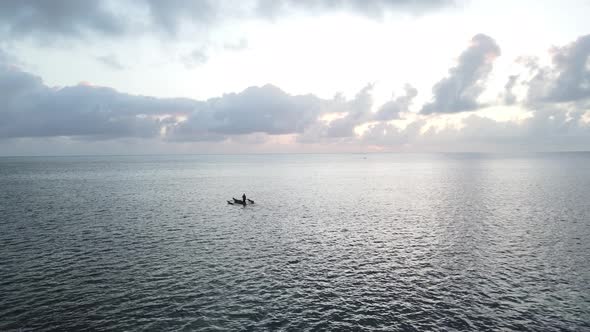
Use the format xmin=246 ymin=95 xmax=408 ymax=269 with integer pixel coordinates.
xmin=1 ymin=153 xmax=589 ymax=331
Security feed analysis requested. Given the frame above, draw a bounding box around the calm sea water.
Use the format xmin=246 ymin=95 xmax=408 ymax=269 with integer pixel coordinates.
xmin=1 ymin=153 xmax=589 ymax=331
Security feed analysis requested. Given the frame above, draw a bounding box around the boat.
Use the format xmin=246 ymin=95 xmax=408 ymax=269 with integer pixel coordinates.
xmin=232 ymin=198 xmax=246 ymax=204
xmin=230 ymin=197 xmax=255 ymax=205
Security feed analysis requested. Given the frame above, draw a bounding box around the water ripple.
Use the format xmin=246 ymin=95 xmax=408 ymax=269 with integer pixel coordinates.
xmin=1 ymin=154 xmax=589 ymax=331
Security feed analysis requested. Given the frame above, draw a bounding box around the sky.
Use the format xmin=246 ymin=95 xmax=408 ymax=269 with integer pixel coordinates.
xmin=1 ymin=0 xmax=590 ymax=155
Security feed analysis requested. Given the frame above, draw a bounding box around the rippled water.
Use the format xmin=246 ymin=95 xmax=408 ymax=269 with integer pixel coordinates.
xmin=1 ymin=153 xmax=589 ymax=331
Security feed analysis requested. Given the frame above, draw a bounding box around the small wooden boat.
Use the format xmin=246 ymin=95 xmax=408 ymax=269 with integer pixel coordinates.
xmin=233 ymin=197 xmax=245 ymax=204
xmin=229 ymin=197 xmax=255 ymax=205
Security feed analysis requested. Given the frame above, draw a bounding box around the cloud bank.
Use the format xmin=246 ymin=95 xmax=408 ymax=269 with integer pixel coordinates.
xmin=1 ymin=33 xmax=590 ymax=153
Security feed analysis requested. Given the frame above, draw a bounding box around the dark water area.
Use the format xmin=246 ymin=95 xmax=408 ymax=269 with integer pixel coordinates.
xmin=1 ymin=153 xmax=589 ymax=331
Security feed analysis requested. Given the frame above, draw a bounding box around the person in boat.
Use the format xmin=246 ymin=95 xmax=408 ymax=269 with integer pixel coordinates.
xmin=242 ymin=193 xmax=247 ymax=205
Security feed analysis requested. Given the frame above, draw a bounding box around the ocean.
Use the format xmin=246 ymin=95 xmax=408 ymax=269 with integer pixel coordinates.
xmin=1 ymin=153 xmax=589 ymax=331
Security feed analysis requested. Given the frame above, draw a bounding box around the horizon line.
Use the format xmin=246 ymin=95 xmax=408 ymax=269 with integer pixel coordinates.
xmin=1 ymin=151 xmax=590 ymax=158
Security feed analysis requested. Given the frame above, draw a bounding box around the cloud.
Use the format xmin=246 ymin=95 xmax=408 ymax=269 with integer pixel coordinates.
xmin=503 ymin=75 xmax=518 ymax=105
xmin=168 ymin=84 xmax=323 ymax=141
xmin=448 ymin=107 xmax=590 ymax=150
xmin=545 ymin=34 xmax=590 ymax=102
xmin=421 ymin=34 xmax=501 ymax=114
xmin=294 ymin=84 xmax=379 ymax=143
xmin=0 ymin=87 xmax=162 ymax=139
xmin=179 ymin=38 xmax=247 ymax=68
xmin=373 ymin=84 xmax=417 ymax=120
xmin=361 ymin=119 xmax=425 ymax=147
xmin=257 ymin=0 xmax=455 ymax=19
xmin=95 ymin=54 xmax=125 ymax=70
xmin=144 ymin=0 xmax=218 ymax=36
xmin=0 ymin=0 xmax=126 ymax=41
xmin=0 ymin=0 xmax=457 ymax=41
xmin=0 ymin=59 xmax=393 ymax=144
xmin=363 ymin=103 xmax=590 ymax=151
xmin=526 ymin=34 xmax=590 ymax=103
xmin=3 ymin=31 xmax=590 ymax=153
xmin=0 ymin=58 xmax=327 ymax=141
xmin=142 ymin=0 xmax=457 ymax=38
xmin=0 ymin=63 xmax=43 ymax=102
xmin=0 ymin=49 xmax=16 ymax=64
xmin=323 ymin=84 xmax=374 ymax=137
xmin=0 ymin=59 xmax=200 ymax=139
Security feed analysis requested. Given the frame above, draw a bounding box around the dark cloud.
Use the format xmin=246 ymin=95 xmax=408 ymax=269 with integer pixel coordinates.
xmin=526 ymin=34 xmax=590 ymax=103
xmin=168 ymin=84 xmax=323 ymax=141
xmin=0 ymin=64 xmax=44 ymax=102
xmin=143 ymin=0 xmax=457 ymax=38
xmin=0 ymin=59 xmax=327 ymax=141
xmin=421 ymin=34 xmax=501 ymax=114
xmin=0 ymin=59 xmax=386 ymax=143
xmin=0 ymin=0 xmax=126 ymax=41
xmin=0 ymin=49 xmax=16 ymax=64
xmin=0 ymin=0 xmax=456 ymax=41
xmin=144 ymin=0 xmax=218 ymax=36
xmin=96 ymin=54 xmax=125 ymax=70
xmin=0 ymin=88 xmax=162 ymax=139
xmin=0 ymin=60 xmax=201 ymax=139
xmin=207 ymin=85 xmax=321 ymax=135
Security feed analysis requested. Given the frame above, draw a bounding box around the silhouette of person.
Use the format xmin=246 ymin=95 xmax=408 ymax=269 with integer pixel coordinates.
xmin=242 ymin=193 xmax=247 ymax=206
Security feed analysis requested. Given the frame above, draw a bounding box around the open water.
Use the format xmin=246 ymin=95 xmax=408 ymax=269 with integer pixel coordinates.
xmin=1 ymin=153 xmax=589 ymax=331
